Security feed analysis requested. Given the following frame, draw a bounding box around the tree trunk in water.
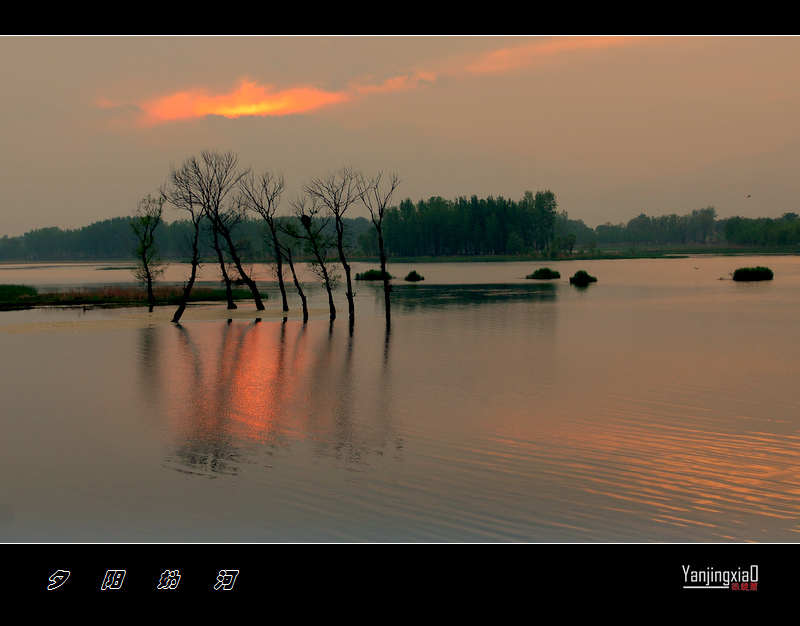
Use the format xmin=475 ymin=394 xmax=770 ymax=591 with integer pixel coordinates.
xmin=211 ymin=229 xmax=237 ymax=310
xmin=218 ymin=226 xmax=265 ymax=311
xmin=238 ymin=271 xmax=264 ymax=310
xmin=172 ymin=265 xmax=199 ymax=323
xmin=312 ymin=242 xmax=335 ymax=321
xmin=218 ymin=262 xmax=237 ymax=309
xmin=335 ymin=221 xmax=355 ymax=323
xmin=378 ymin=230 xmax=391 ymax=327
xmin=146 ymin=274 xmax=156 ymax=313
xmin=172 ymin=219 xmax=202 ymax=324
xmin=271 ymin=226 xmax=289 ymax=312
xmin=326 ymin=285 xmax=336 ymax=321
xmin=343 ymin=260 xmax=354 ymax=321
xmin=284 ymin=248 xmax=308 ymax=323
xmin=223 ymin=276 xmax=237 ymax=309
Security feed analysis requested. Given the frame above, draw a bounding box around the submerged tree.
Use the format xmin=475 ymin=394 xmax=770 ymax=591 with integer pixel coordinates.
xmin=289 ymin=194 xmax=339 ymax=322
xmin=278 ymin=231 xmax=308 ymax=323
xmin=303 ymin=167 xmax=360 ymax=323
xmin=238 ymin=170 xmax=289 ymax=312
xmin=358 ymin=171 xmax=400 ymax=327
xmin=159 ymin=162 xmax=205 ymax=324
xmin=188 ymin=150 xmax=264 ymax=311
xmin=130 ymin=194 xmax=166 ymax=312
xmin=207 ymin=212 xmax=238 ymax=309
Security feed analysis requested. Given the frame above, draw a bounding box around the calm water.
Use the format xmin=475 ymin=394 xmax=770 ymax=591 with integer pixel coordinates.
xmin=1 ymin=256 xmax=799 ymax=542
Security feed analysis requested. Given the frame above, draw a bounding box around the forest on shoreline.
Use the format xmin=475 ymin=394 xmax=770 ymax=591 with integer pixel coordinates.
xmin=1 ymin=193 xmax=799 ymax=263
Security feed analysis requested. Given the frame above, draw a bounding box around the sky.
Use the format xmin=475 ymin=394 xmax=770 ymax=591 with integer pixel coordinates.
xmin=1 ymin=35 xmax=799 ymax=237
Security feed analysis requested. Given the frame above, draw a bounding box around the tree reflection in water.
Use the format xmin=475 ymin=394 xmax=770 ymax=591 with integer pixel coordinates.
xmin=137 ymin=317 xmax=402 ymax=479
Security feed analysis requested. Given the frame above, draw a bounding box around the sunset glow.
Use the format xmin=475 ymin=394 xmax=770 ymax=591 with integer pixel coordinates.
xmin=6 ymin=35 xmax=797 ymax=239
xmin=135 ymin=37 xmax=653 ymax=126
xmin=139 ymin=79 xmax=349 ymax=124
xmin=350 ymin=69 xmax=438 ymax=95
xmin=461 ymin=35 xmax=649 ymax=75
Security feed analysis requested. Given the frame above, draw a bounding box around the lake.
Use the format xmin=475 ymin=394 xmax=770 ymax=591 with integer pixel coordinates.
xmin=1 ymin=256 xmax=799 ymax=543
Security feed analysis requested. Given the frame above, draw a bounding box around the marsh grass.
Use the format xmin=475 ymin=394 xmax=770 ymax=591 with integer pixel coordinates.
xmin=0 ymin=283 xmax=264 ymax=309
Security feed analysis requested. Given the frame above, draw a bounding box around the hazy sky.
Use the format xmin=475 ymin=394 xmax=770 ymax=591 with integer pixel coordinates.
xmin=1 ymin=35 xmax=799 ymax=236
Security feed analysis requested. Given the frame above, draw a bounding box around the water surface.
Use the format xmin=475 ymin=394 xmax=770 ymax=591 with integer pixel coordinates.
xmin=1 ymin=257 xmax=799 ymax=542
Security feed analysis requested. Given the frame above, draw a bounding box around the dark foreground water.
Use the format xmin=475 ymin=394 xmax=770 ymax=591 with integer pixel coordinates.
xmin=2 ymin=256 xmax=800 ymax=543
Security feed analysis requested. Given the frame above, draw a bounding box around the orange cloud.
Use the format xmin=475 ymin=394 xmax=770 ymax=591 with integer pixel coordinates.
xmin=131 ymin=37 xmax=656 ymax=126
xmin=350 ymin=69 xmax=438 ymax=95
xmin=139 ymin=79 xmax=349 ymax=125
xmin=460 ymin=35 xmax=651 ymax=75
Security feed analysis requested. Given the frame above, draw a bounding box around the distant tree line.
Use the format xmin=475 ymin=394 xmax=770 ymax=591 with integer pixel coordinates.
xmin=378 ymin=191 xmax=564 ymax=257
xmin=3 ymin=201 xmax=800 ymax=263
xmin=595 ymin=208 xmax=800 ymax=249
xmin=0 ymin=213 xmax=374 ymax=262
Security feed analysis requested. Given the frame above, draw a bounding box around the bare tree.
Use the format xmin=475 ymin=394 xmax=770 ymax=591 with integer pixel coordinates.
xmin=159 ymin=162 xmax=205 ymax=324
xmin=188 ymin=150 xmax=265 ymax=311
xmin=237 ymin=170 xmax=289 ymax=312
xmin=303 ymin=167 xmax=360 ymax=323
xmin=358 ymin=171 xmax=400 ymax=327
xmin=288 ymin=195 xmax=338 ymax=322
xmin=130 ymin=194 xmax=166 ymax=313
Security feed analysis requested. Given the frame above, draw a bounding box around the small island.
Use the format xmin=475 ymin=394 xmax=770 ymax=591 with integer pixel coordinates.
xmin=404 ymin=270 xmax=424 ymax=282
xmin=526 ymin=267 xmax=561 ymax=280
xmin=732 ymin=266 xmax=774 ymax=281
xmin=569 ymin=270 xmax=597 ymax=286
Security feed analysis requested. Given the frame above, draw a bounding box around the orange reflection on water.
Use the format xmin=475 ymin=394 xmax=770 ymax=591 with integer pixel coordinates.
xmin=484 ymin=397 xmax=800 ymax=539
xmin=139 ymin=320 xmax=321 ymax=477
xmin=139 ymin=317 xmax=386 ymax=477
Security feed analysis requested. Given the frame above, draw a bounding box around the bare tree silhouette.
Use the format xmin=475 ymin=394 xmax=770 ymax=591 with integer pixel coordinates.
xmin=303 ymin=167 xmax=360 ymax=324
xmin=358 ymin=171 xmax=400 ymax=327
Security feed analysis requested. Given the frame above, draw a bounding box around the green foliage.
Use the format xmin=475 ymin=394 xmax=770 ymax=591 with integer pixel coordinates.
xmin=355 ymin=268 xmax=393 ymax=280
xmin=569 ymin=270 xmax=597 ymax=285
xmin=724 ymin=215 xmax=800 ymax=247
xmin=404 ymin=270 xmax=424 ymax=282
xmin=526 ymin=267 xmax=561 ymax=279
xmin=383 ymin=191 xmax=561 ymax=257
xmin=732 ymin=266 xmax=774 ymax=281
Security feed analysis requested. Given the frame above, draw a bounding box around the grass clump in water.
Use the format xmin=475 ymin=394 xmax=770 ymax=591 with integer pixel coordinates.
xmin=569 ymin=270 xmax=597 ymax=286
xmin=732 ymin=266 xmax=773 ymax=281
xmin=526 ymin=267 xmax=561 ymax=280
xmin=355 ymin=269 xmax=393 ymax=280
xmin=404 ymin=270 xmax=424 ymax=282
